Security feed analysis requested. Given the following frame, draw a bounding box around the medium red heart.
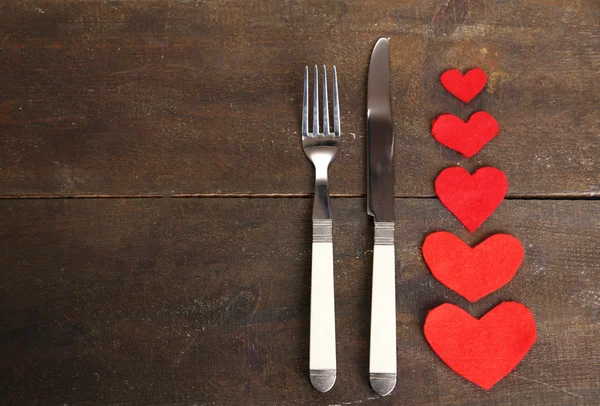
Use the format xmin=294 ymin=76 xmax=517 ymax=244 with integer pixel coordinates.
xmin=422 ymin=231 xmax=524 ymax=302
xmin=440 ymin=68 xmax=487 ymax=103
xmin=424 ymin=302 xmax=536 ymax=390
xmin=435 ymin=167 xmax=508 ymax=232
xmin=432 ymin=112 xmax=499 ymax=158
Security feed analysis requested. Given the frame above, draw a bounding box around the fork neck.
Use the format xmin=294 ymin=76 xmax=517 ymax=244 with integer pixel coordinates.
xmin=313 ymin=174 xmax=332 ymax=220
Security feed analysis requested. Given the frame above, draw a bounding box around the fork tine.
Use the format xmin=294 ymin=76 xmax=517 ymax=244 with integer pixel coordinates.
xmin=322 ymin=65 xmax=329 ymax=135
xmin=333 ymin=65 xmax=340 ymax=137
xmin=302 ymin=66 xmax=309 ymax=138
xmin=313 ymin=65 xmax=319 ymax=136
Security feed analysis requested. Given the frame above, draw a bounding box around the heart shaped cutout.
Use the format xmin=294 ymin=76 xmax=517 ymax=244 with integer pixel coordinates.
xmin=432 ymin=112 xmax=499 ymax=158
xmin=435 ymin=167 xmax=508 ymax=232
xmin=422 ymin=231 xmax=524 ymax=302
xmin=440 ymin=68 xmax=487 ymax=103
xmin=424 ymin=302 xmax=536 ymax=389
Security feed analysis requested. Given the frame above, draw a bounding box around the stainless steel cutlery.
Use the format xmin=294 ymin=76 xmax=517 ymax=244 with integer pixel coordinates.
xmin=303 ymin=38 xmax=396 ymax=397
xmin=302 ymin=65 xmax=340 ymax=393
xmin=367 ymin=38 xmax=397 ymax=396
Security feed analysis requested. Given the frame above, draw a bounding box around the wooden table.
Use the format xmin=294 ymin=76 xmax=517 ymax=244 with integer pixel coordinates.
xmin=1 ymin=1 xmax=598 ymax=404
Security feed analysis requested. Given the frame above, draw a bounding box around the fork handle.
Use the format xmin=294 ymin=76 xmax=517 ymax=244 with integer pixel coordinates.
xmin=309 ymin=219 xmax=336 ymax=392
xmin=369 ymin=221 xmax=397 ymax=396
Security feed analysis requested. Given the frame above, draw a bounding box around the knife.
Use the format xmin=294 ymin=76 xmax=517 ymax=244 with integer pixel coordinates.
xmin=367 ymin=37 xmax=396 ymax=396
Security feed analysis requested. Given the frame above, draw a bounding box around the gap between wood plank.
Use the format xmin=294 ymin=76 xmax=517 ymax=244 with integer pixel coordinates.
xmin=0 ymin=194 xmax=597 ymax=200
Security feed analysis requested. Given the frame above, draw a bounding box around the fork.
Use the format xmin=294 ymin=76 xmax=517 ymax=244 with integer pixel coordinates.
xmin=302 ymin=65 xmax=340 ymax=393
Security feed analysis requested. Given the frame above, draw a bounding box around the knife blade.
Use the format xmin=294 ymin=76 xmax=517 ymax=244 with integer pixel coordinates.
xmin=367 ymin=37 xmax=397 ymax=397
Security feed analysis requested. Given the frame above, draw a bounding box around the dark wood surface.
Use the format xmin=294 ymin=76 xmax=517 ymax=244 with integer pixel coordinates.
xmin=1 ymin=199 xmax=599 ymax=405
xmin=0 ymin=0 xmax=599 ymax=405
xmin=0 ymin=0 xmax=598 ymax=197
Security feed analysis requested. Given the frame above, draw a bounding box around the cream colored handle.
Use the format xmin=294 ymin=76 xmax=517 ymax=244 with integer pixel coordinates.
xmin=369 ymin=242 xmax=397 ymax=395
xmin=309 ymin=241 xmax=336 ymax=392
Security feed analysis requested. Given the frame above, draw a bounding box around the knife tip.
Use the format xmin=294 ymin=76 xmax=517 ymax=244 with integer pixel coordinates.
xmin=373 ymin=38 xmax=390 ymax=54
xmin=310 ymin=369 xmax=336 ymax=392
xmin=370 ymin=372 xmax=396 ymax=396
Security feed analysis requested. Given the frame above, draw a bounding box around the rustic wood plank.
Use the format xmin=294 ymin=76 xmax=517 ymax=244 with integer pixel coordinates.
xmin=0 ymin=198 xmax=598 ymax=405
xmin=0 ymin=0 xmax=598 ymax=197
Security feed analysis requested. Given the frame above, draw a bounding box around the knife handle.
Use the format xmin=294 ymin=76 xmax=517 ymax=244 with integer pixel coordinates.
xmin=309 ymin=219 xmax=336 ymax=392
xmin=369 ymin=221 xmax=397 ymax=396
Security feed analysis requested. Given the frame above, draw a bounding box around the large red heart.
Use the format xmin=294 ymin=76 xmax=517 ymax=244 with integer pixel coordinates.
xmin=440 ymin=68 xmax=487 ymax=103
xmin=422 ymin=231 xmax=524 ymax=302
xmin=435 ymin=167 xmax=508 ymax=232
xmin=424 ymin=302 xmax=536 ymax=390
xmin=432 ymin=112 xmax=499 ymax=158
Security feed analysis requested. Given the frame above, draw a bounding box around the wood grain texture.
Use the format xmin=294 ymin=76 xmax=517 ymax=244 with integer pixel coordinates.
xmin=1 ymin=198 xmax=598 ymax=405
xmin=0 ymin=0 xmax=598 ymax=197
xmin=1 ymin=0 xmax=598 ymax=404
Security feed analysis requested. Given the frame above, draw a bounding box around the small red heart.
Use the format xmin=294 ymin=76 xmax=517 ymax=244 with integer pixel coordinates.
xmin=422 ymin=232 xmax=524 ymax=302
xmin=432 ymin=112 xmax=499 ymax=158
xmin=440 ymin=68 xmax=487 ymax=103
xmin=435 ymin=167 xmax=508 ymax=232
xmin=424 ymin=302 xmax=536 ymax=390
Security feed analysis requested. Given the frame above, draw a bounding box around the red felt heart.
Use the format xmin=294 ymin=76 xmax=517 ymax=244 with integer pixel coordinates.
xmin=440 ymin=68 xmax=487 ymax=103
xmin=422 ymin=231 xmax=524 ymax=302
xmin=424 ymin=302 xmax=536 ymax=390
xmin=432 ymin=112 xmax=499 ymax=158
xmin=435 ymin=167 xmax=508 ymax=232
